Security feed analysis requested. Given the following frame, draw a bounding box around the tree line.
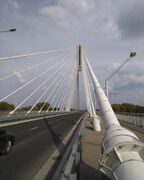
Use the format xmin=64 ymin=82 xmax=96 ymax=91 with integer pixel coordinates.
xmin=111 ymin=103 xmax=144 ymax=113
xmin=1 ymin=101 xmax=144 ymax=113
xmin=0 ymin=101 xmax=52 ymax=112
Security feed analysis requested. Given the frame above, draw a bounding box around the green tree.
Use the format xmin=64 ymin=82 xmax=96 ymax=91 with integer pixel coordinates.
xmin=112 ymin=103 xmax=144 ymax=113
xmin=0 ymin=101 xmax=15 ymax=111
xmin=20 ymin=105 xmax=32 ymax=111
xmin=34 ymin=102 xmax=52 ymax=111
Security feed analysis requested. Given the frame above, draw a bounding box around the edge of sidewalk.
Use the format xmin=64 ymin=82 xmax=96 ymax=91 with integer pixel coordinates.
xmin=79 ymin=118 xmax=105 ymax=180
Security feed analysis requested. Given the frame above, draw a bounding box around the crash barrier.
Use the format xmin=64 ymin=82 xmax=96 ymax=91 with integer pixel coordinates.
xmin=116 ymin=113 xmax=144 ymax=128
xmin=52 ymin=113 xmax=86 ymax=180
xmin=0 ymin=111 xmax=52 ymax=121
xmin=0 ymin=111 xmax=71 ymax=123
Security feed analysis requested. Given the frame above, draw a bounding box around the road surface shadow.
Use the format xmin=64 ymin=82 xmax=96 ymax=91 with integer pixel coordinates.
xmin=79 ymin=161 xmax=111 ymax=180
xmin=85 ymin=125 xmax=93 ymax=130
xmin=44 ymin=119 xmax=65 ymax=156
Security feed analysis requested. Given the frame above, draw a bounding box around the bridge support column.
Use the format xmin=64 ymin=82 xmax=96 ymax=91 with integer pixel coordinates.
xmin=76 ymin=45 xmax=82 ymax=110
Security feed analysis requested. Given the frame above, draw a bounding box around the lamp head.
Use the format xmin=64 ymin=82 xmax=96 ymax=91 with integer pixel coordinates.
xmin=9 ymin=28 xmax=16 ymax=32
xmin=130 ymin=52 xmax=136 ymax=58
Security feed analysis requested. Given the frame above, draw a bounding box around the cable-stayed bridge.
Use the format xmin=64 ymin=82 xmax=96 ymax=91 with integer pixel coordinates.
xmin=0 ymin=45 xmax=144 ymax=180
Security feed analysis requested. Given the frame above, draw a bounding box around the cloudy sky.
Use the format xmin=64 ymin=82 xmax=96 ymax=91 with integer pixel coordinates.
xmin=0 ymin=0 xmax=144 ymax=106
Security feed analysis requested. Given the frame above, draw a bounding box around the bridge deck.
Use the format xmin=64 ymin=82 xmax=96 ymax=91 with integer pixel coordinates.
xmin=80 ymin=118 xmax=144 ymax=180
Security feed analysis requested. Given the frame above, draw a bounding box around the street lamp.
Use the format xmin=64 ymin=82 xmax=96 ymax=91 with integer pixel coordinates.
xmin=105 ymin=52 xmax=136 ymax=99
xmin=0 ymin=28 xmax=16 ymax=33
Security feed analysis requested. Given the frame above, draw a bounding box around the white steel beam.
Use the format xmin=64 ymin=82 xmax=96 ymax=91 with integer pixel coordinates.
xmin=82 ymin=54 xmax=101 ymax=131
xmin=84 ymin=53 xmax=144 ymax=180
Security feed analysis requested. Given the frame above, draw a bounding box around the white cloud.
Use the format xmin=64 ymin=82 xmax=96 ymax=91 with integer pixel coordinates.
xmin=38 ymin=0 xmax=119 ymax=39
xmin=8 ymin=0 xmax=19 ymax=10
xmin=14 ymin=71 xmax=26 ymax=85
xmin=39 ymin=5 xmax=68 ymax=20
xmin=109 ymin=73 xmax=144 ymax=93
xmin=95 ymin=16 xmax=119 ymax=39
xmin=116 ymin=1 xmax=144 ymax=39
xmin=61 ymin=0 xmax=96 ymax=12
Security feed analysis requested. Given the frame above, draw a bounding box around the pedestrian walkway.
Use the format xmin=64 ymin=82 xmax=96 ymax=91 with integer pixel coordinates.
xmin=80 ymin=118 xmax=105 ymax=180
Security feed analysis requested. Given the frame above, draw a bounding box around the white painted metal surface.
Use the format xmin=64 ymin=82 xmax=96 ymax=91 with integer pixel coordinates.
xmin=82 ymin=51 xmax=101 ymax=131
xmin=84 ymin=51 xmax=144 ymax=180
xmin=84 ymin=54 xmax=120 ymax=129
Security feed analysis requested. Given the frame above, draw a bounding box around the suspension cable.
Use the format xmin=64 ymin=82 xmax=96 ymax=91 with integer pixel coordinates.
xmin=56 ymin=78 xmax=73 ymax=112
xmin=0 ymin=51 xmax=73 ymax=103
xmin=46 ymin=59 xmax=77 ymax=112
xmin=46 ymin=72 xmax=71 ymax=112
xmin=27 ymin=54 xmax=74 ymax=114
xmin=9 ymin=53 xmax=73 ymax=114
xmin=82 ymin=59 xmax=92 ymax=114
xmin=59 ymin=66 xmax=77 ymax=111
xmin=0 ymin=46 xmax=75 ymax=62
xmin=57 ymin=53 xmax=77 ymax=111
xmin=54 ymin=61 xmax=77 ymax=111
xmin=52 ymin=83 xmax=69 ymax=111
xmin=0 ymin=50 xmax=70 ymax=81
xmin=65 ymin=66 xmax=78 ymax=111
xmin=38 ymin=63 xmax=72 ymax=113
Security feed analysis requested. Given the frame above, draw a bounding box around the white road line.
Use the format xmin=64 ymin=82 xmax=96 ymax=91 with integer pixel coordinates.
xmin=29 ymin=126 xmax=39 ymax=131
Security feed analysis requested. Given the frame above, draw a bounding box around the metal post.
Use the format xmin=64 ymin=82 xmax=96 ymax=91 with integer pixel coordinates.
xmin=105 ymin=52 xmax=136 ymax=99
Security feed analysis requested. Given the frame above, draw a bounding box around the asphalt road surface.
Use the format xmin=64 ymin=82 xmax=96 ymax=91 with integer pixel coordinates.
xmin=0 ymin=112 xmax=84 ymax=180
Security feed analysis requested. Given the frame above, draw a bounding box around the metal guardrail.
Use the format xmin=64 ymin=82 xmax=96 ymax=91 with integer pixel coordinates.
xmin=116 ymin=113 xmax=144 ymax=128
xmin=52 ymin=113 xmax=86 ymax=180
xmin=0 ymin=111 xmax=71 ymax=123
xmin=0 ymin=111 xmax=50 ymax=122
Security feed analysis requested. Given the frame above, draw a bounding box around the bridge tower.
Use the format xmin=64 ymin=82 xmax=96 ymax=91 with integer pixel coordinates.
xmin=65 ymin=45 xmax=82 ymax=111
xmin=76 ymin=45 xmax=82 ymax=110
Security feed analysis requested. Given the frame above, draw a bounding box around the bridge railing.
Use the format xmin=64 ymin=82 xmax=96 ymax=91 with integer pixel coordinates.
xmin=0 ymin=111 xmax=44 ymax=121
xmin=0 ymin=111 xmax=66 ymax=123
xmin=51 ymin=113 xmax=86 ymax=180
xmin=116 ymin=112 xmax=144 ymax=128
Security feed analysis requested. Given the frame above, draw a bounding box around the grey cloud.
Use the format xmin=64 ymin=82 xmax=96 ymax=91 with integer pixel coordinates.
xmin=117 ymin=1 xmax=144 ymax=39
xmin=109 ymin=73 xmax=144 ymax=93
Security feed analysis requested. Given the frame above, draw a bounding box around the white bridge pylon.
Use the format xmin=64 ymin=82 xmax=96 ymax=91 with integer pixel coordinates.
xmin=65 ymin=45 xmax=101 ymax=131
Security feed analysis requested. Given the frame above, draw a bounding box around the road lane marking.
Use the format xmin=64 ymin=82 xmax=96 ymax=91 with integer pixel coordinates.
xmin=29 ymin=126 xmax=39 ymax=131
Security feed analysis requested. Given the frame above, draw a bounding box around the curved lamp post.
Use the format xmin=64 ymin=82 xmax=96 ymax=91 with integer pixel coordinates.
xmin=105 ymin=52 xmax=136 ymax=99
